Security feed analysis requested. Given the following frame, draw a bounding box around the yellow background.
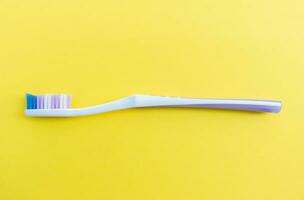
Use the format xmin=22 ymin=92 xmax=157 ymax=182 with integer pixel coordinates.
xmin=1 ymin=0 xmax=303 ymax=199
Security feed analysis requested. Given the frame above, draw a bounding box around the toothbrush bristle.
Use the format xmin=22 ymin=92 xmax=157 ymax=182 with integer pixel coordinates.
xmin=26 ymin=94 xmax=71 ymax=109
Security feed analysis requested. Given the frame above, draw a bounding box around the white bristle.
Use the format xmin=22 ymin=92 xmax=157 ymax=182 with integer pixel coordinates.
xmin=47 ymin=95 xmax=52 ymax=109
xmin=62 ymin=95 xmax=67 ymax=109
xmin=63 ymin=95 xmax=67 ymax=109
xmin=44 ymin=95 xmax=48 ymax=109
xmin=59 ymin=95 xmax=64 ymax=109
xmin=44 ymin=95 xmax=47 ymax=109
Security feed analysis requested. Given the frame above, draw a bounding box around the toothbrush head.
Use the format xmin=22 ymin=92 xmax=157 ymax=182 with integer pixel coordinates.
xmin=26 ymin=93 xmax=71 ymax=109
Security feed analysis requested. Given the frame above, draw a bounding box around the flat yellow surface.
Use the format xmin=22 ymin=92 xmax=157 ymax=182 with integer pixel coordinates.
xmin=1 ymin=0 xmax=303 ymax=199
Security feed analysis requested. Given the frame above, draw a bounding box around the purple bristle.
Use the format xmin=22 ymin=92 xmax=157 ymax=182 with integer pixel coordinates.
xmin=37 ymin=96 xmax=41 ymax=109
xmin=67 ymin=95 xmax=71 ymax=108
xmin=41 ymin=96 xmax=44 ymax=109
xmin=51 ymin=95 xmax=54 ymax=108
xmin=40 ymin=96 xmax=43 ymax=109
xmin=55 ymin=95 xmax=60 ymax=108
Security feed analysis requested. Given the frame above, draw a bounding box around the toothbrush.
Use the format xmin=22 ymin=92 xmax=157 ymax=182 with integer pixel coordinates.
xmin=25 ymin=94 xmax=282 ymax=117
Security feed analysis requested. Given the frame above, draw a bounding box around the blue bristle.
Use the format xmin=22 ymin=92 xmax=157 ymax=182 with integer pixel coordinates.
xmin=26 ymin=94 xmax=31 ymax=109
xmin=33 ymin=95 xmax=37 ymax=109
xmin=30 ymin=94 xmax=33 ymax=109
xmin=26 ymin=93 xmax=36 ymax=109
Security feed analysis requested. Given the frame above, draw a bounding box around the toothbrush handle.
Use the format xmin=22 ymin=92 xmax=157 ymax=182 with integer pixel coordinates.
xmin=134 ymin=95 xmax=282 ymax=113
